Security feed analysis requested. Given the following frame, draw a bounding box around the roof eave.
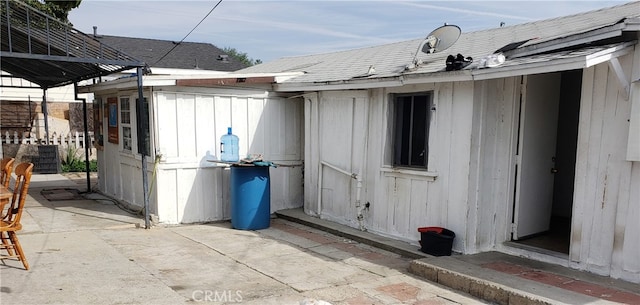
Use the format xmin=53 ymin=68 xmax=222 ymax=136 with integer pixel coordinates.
xmin=79 ymin=72 xmax=304 ymax=93
xmin=468 ymin=41 xmax=635 ymax=81
xmin=505 ymin=22 xmax=627 ymax=59
xmin=273 ymin=71 xmax=474 ymax=92
xmin=274 ymin=41 xmax=635 ymax=91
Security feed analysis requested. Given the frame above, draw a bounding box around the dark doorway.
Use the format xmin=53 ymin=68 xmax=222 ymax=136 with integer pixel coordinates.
xmin=513 ymin=70 xmax=582 ymax=254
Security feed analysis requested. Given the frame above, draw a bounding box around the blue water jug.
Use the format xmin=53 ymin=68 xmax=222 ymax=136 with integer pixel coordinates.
xmin=220 ymin=127 xmax=239 ymax=162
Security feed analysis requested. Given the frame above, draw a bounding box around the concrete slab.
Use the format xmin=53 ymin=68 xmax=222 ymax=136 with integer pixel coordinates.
xmin=1 ymin=230 xmax=186 ymax=305
xmin=276 ymin=208 xmax=640 ymax=305
xmin=2 ymin=174 xmax=488 ymax=304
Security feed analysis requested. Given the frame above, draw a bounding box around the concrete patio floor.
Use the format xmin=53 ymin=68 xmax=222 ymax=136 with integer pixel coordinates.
xmin=0 ymin=173 xmax=485 ymax=305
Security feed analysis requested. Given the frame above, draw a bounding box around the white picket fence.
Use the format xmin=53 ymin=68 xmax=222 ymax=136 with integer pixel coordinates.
xmin=2 ymin=131 xmax=95 ymax=148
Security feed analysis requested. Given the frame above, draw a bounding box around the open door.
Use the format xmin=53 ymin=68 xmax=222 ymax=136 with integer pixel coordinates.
xmin=513 ymin=73 xmax=561 ymax=239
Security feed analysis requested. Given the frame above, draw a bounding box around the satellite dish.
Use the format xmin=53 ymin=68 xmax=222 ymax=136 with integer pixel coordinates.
xmin=421 ymin=24 xmax=461 ymax=54
xmin=406 ymin=24 xmax=461 ymax=71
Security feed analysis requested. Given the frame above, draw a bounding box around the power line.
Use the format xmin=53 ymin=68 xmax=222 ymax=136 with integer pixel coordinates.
xmin=152 ymin=0 xmax=224 ymax=66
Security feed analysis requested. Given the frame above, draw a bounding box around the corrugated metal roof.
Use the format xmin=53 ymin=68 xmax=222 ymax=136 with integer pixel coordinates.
xmin=237 ymin=1 xmax=640 ymax=85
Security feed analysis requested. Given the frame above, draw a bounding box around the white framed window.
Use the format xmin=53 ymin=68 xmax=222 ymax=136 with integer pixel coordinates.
xmin=120 ymin=97 xmax=132 ymax=152
xmin=392 ymin=92 xmax=432 ymax=168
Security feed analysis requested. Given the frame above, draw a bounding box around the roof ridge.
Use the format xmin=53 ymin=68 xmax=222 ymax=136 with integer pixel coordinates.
xmin=100 ymin=34 xmax=218 ymax=47
xmin=464 ymin=0 xmax=639 ymax=35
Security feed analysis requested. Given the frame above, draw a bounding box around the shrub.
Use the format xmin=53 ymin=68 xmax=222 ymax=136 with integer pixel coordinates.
xmin=61 ymin=146 xmax=97 ymax=172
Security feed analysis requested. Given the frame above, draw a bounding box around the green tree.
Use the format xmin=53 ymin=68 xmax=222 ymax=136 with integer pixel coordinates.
xmin=23 ymin=0 xmax=81 ymax=23
xmin=223 ymin=47 xmax=262 ymax=66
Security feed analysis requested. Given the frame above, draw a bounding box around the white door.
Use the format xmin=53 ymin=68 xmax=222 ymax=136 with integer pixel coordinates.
xmin=318 ymin=93 xmax=368 ymax=225
xmin=513 ymin=73 xmax=561 ymax=239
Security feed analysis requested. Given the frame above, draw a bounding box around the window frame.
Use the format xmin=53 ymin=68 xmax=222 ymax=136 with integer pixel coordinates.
xmin=391 ymin=91 xmax=433 ymax=170
xmin=119 ymin=96 xmax=132 ymax=152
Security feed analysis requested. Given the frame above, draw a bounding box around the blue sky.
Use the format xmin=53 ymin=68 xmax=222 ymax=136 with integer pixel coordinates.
xmin=68 ymin=1 xmax=629 ymax=63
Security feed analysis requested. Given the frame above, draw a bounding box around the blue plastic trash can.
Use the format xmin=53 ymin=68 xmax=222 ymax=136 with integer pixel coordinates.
xmin=230 ymin=166 xmax=271 ymax=230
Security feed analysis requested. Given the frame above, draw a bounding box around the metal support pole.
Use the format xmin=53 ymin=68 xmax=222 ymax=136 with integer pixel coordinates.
xmin=42 ymin=89 xmax=49 ymax=144
xmin=137 ymin=67 xmax=150 ymax=229
xmin=74 ymin=82 xmax=91 ymax=192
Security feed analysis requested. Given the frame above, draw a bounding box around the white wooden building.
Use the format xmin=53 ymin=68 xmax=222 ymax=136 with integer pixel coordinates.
xmin=83 ymin=2 xmax=639 ymax=284
xmin=234 ymin=2 xmax=640 ymax=283
xmin=81 ymin=73 xmax=305 ymax=223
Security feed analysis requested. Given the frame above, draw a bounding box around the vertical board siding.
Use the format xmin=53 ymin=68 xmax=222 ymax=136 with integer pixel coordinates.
xmin=621 ymin=163 xmax=640 ymax=282
xmin=319 ymin=94 xmax=354 ymax=170
xmin=366 ymin=89 xmax=390 ymax=236
xmin=176 ymin=94 xmax=197 ymax=158
xmin=471 ymin=77 xmax=519 ymax=252
xmin=151 ymin=90 xmax=303 ymax=224
xmin=309 ymin=85 xmax=476 ymax=249
xmin=157 ymin=167 xmax=178 ymax=224
xmin=572 ymin=67 xmax=595 ymax=263
xmin=247 ymin=98 xmax=265 ymax=157
xmin=264 ymin=99 xmax=282 ymax=158
xmin=175 ymin=168 xmax=197 ymax=222
xmin=387 ymin=176 xmax=411 ymax=236
xmin=232 ymin=96 xmax=249 ymax=157
xmin=408 ymin=179 xmax=430 ymax=240
xmin=299 ymin=59 xmax=639 ymax=283
xmin=285 ymin=101 xmax=303 ymax=160
xmin=317 ymin=92 xmax=359 ymax=225
xmin=304 ymin=94 xmax=320 ymax=214
xmin=573 ymin=53 xmax=640 ymax=282
xmin=270 ymin=167 xmax=304 ymax=212
xmin=432 ymin=82 xmax=454 ymax=229
xmin=194 ymin=95 xmax=217 ymax=161
xmin=214 ymin=96 xmax=232 ymax=158
xmin=156 ymin=93 xmax=179 ymax=158
xmin=446 ymin=81 xmax=475 ymax=251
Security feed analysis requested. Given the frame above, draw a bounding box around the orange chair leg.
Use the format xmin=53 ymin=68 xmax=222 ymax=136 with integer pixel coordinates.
xmin=8 ymin=232 xmax=29 ymax=270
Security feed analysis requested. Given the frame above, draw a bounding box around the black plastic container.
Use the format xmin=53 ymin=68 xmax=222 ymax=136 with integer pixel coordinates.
xmin=418 ymin=227 xmax=455 ymax=256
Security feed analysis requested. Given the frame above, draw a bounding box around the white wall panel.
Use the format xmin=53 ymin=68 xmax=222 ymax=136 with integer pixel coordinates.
xmin=156 ymin=93 xmax=179 ymax=158
xmin=194 ymin=95 xmax=217 ymax=163
xmin=176 ymin=94 xmax=197 ymax=159
xmin=157 ymin=168 xmax=178 ymax=223
xmin=151 ymin=90 xmax=303 ymax=224
xmin=314 ymin=91 xmax=368 ymax=227
xmin=305 ymin=85 xmax=475 ymax=249
xmin=469 ymin=77 xmax=519 ymax=253
xmin=573 ymin=54 xmax=639 ymax=282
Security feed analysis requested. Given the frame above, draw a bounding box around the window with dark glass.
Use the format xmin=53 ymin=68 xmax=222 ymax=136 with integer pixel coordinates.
xmin=393 ymin=93 xmax=431 ymax=168
xmin=136 ymin=97 xmax=150 ymax=156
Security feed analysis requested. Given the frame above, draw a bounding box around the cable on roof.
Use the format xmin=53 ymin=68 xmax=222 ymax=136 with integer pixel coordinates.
xmin=152 ymin=0 xmax=224 ymax=66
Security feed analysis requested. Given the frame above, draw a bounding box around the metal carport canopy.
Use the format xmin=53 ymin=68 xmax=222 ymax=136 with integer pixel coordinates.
xmin=1 ymin=0 xmax=145 ymax=88
xmin=1 ymin=0 xmax=152 ymax=228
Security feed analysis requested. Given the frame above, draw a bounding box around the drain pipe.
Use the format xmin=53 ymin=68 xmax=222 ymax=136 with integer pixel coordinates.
xmin=355 ymin=175 xmax=364 ymax=231
xmin=318 ymin=161 xmax=365 ymax=230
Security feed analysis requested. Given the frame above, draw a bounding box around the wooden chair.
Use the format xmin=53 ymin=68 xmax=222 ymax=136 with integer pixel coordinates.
xmin=0 ymin=162 xmax=34 ymax=270
xmin=0 ymin=157 xmax=14 ymax=188
xmin=0 ymin=157 xmax=15 ymax=222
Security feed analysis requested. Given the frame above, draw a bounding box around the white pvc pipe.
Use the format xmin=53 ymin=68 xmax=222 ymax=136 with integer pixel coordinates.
xmin=318 ymin=161 xmax=364 ymax=230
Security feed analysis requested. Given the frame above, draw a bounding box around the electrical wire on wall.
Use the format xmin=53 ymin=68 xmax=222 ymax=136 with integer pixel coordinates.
xmin=152 ymin=0 xmax=224 ymax=66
